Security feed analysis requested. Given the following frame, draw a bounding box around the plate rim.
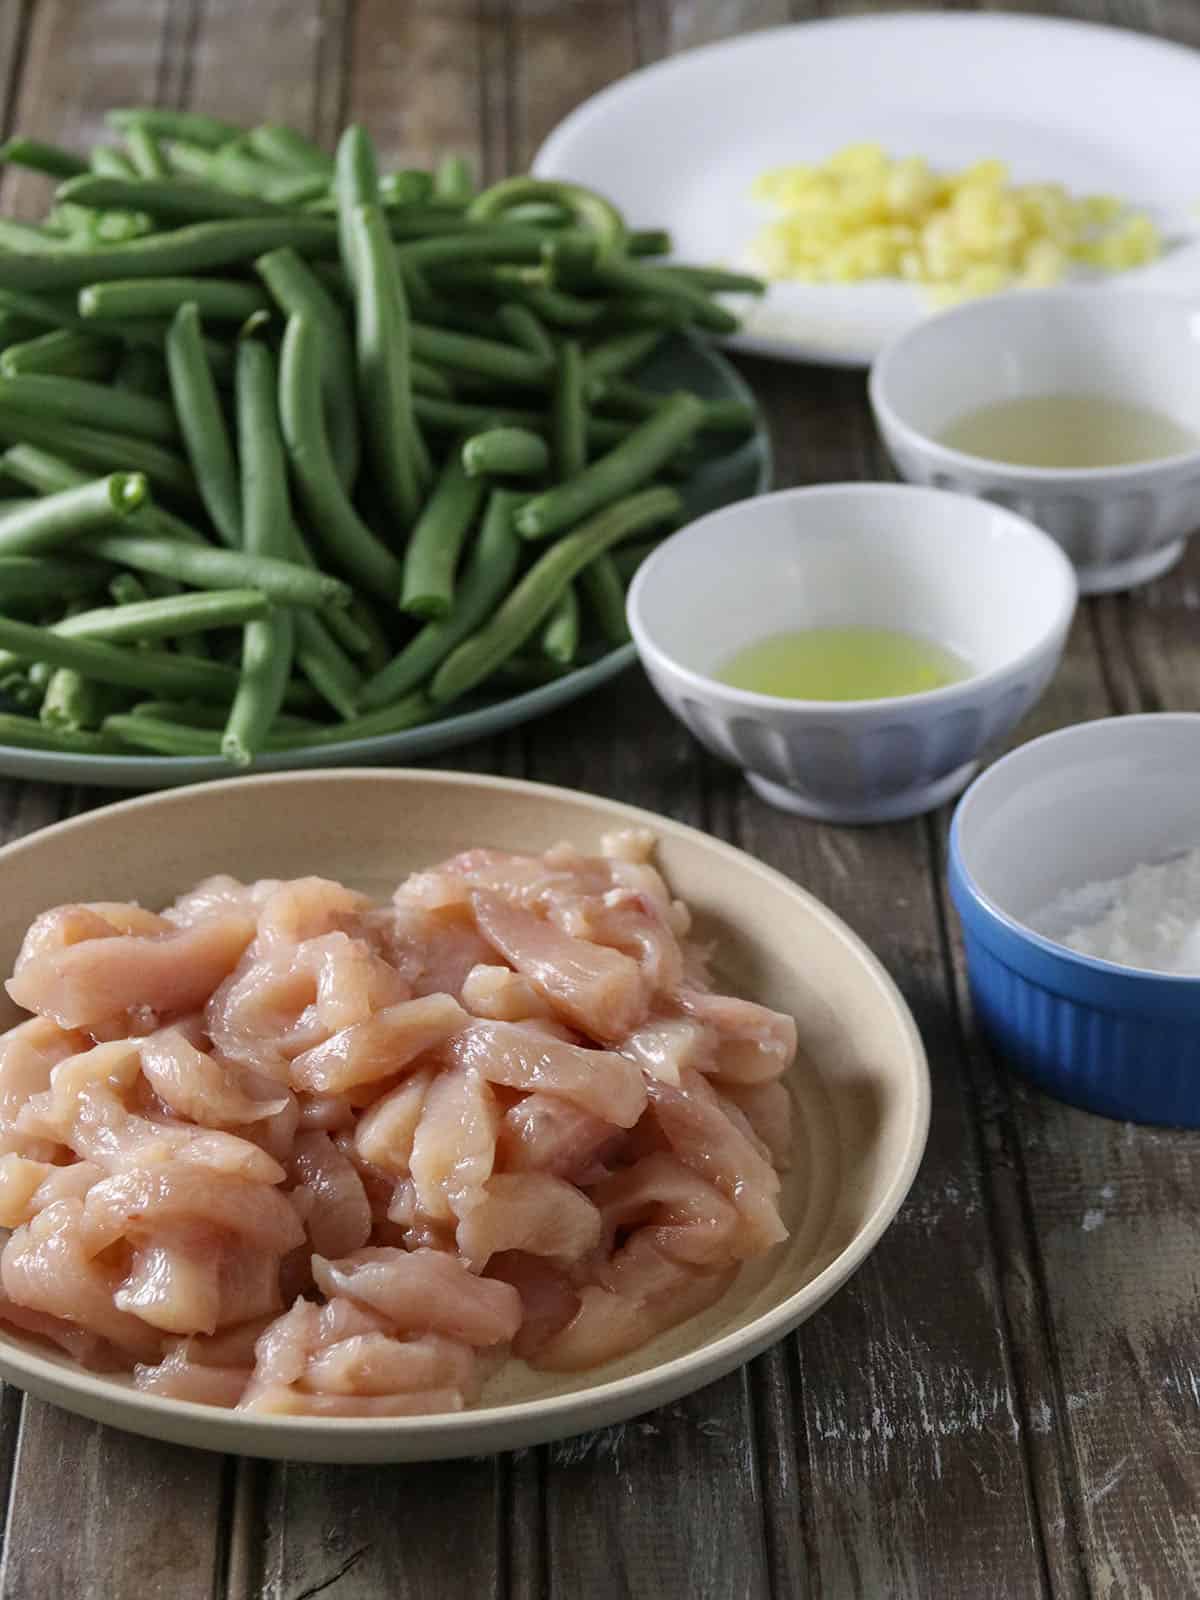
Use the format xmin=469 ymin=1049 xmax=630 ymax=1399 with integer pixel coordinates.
xmin=0 ymin=766 xmax=931 ymax=1455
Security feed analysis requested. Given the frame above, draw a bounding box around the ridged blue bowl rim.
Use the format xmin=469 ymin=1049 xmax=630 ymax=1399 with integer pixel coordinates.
xmin=948 ymin=806 xmax=1200 ymax=1024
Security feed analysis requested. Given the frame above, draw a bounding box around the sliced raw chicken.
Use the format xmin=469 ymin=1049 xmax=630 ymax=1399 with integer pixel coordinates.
xmin=0 ymin=1155 xmax=102 ymax=1228
xmin=619 ymin=1019 xmax=716 ymax=1086
xmin=455 ymin=1173 xmax=602 ymax=1270
xmin=408 ymin=1065 xmax=499 ymax=1224
xmin=255 ymin=877 xmax=369 ymax=948
xmin=139 ymin=1026 xmax=289 ymax=1127
xmin=372 ymin=901 xmax=496 ymax=999
xmin=302 ymin=1331 xmax=479 ymax=1398
xmin=0 ymin=1016 xmax=92 ymax=1160
xmin=288 ymin=1131 xmax=372 ymax=1257
xmin=471 ymin=891 xmax=648 ymax=1042
xmin=485 ymin=1251 xmax=581 ymax=1360
xmin=311 ymin=1246 xmax=522 ymax=1345
xmin=496 ymin=1094 xmax=618 ymax=1184
xmin=678 ymin=990 xmax=797 ymax=1084
xmin=460 ymin=964 xmax=553 ymax=1023
xmin=134 ymin=1347 xmax=249 ymax=1407
xmin=450 ymin=1021 xmax=646 ymax=1127
xmin=589 ymin=1152 xmax=743 ymax=1265
xmin=290 ymin=993 xmax=468 ymax=1094
xmin=353 ymin=1066 xmax=435 ymax=1177
xmin=80 ymin=1167 xmax=304 ymax=1257
xmin=163 ymin=875 xmax=279 ymax=927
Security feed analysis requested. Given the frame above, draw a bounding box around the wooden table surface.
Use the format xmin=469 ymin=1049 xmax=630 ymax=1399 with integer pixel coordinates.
xmin=0 ymin=1 xmax=1198 ymax=1596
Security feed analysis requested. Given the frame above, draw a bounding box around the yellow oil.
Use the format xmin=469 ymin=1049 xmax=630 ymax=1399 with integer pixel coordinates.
xmin=718 ymin=626 xmax=970 ymax=702
xmin=940 ymin=392 xmax=1198 ymax=468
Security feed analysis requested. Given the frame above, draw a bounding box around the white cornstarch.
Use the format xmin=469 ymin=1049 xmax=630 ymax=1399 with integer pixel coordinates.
xmin=1032 ymin=847 xmax=1200 ymax=976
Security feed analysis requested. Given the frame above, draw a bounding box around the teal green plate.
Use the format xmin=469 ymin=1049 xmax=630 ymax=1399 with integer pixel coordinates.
xmin=0 ymin=335 xmax=770 ymax=789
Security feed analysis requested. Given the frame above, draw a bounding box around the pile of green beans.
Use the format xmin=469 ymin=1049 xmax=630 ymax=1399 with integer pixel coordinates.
xmin=0 ymin=109 xmax=763 ymax=765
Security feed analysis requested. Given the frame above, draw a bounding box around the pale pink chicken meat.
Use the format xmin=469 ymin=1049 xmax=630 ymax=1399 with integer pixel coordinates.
xmin=0 ymin=843 xmax=796 ymax=1411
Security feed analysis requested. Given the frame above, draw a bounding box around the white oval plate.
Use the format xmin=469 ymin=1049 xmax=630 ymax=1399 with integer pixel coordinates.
xmin=0 ymin=770 xmax=928 ymax=1461
xmin=533 ymin=11 xmax=1200 ymax=367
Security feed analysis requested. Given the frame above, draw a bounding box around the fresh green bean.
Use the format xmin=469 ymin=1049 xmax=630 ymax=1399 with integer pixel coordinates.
xmin=248 ymin=125 xmax=334 ymax=177
xmin=106 ymin=690 xmax=431 ymax=755
xmin=0 ymin=285 xmax=91 ymax=335
xmin=517 ymin=393 xmax=702 ymax=539
xmin=395 ymin=226 xmax=558 ymax=270
xmin=59 ymin=173 xmax=284 ymax=224
xmin=113 ymin=343 xmax=168 ymax=397
xmin=108 ymin=572 xmax=150 ymax=605
xmin=628 ymin=229 xmax=672 ymax=257
xmin=0 ymin=711 xmax=118 ymax=753
xmin=0 ymin=408 xmax=198 ymax=503
xmin=106 ymin=108 xmax=242 ymax=149
xmin=0 ymin=554 xmax=108 ymax=605
xmin=29 ymin=590 xmax=269 ymax=650
xmin=0 ymin=672 xmax=44 ymax=711
xmin=590 ymin=377 xmax=756 ymax=434
xmin=349 ymin=203 xmax=422 ymax=525
xmin=123 ymin=123 xmax=169 ymax=180
xmin=0 ymin=219 xmax=70 ymax=254
xmin=166 ymin=302 xmax=241 ymax=543
xmin=0 ymin=373 xmax=177 ymax=444
xmin=553 ymin=339 xmax=587 ymax=480
xmin=86 ymin=532 xmax=349 ymax=610
xmin=90 ymin=146 xmax=138 ymax=180
xmin=401 ymin=446 xmax=486 ymax=619
xmin=0 ymin=329 xmax=115 ymax=380
xmin=462 ymin=426 xmax=549 ymax=480
xmin=40 ymin=669 xmax=108 ymax=732
xmin=469 ymin=177 xmax=626 ymax=254
xmin=432 ymin=265 xmax=602 ymax=329
xmin=581 ymin=328 xmax=666 ymax=384
xmin=256 ymin=247 xmax=359 ymax=491
xmin=292 ymin=610 xmax=361 ymax=719
xmin=410 ymin=322 xmax=550 ymax=387
xmin=0 ymin=443 xmax=204 ymax=545
xmin=414 ymin=394 xmax=544 ymax=434
xmin=579 ymin=552 xmax=630 ymax=644
xmin=380 ymin=170 xmax=436 ymax=209
xmin=432 ymin=486 xmax=680 ymax=703
xmin=0 ymin=613 xmax=247 ymax=701
xmin=434 ymin=155 xmax=474 ymax=204
xmin=496 ymin=302 xmax=553 ymax=361
xmin=80 ymin=276 xmax=271 ymax=323
xmin=359 ymin=487 xmax=522 ymax=709
xmin=0 ymin=473 xmax=145 ymax=556
xmin=223 ymin=335 xmax=297 ymax=764
xmin=0 ymin=138 xmax=88 ymax=180
xmin=0 ymin=217 xmax=338 ymax=291
xmin=335 ymin=125 xmax=380 ymax=287
xmin=559 ymin=254 xmax=738 ymax=334
xmin=278 ymin=313 xmax=405 ymax=603
xmin=540 ymin=582 xmax=579 ymax=665
xmin=656 ymin=263 xmax=766 ymax=295
xmin=410 ymin=358 xmax=452 ymax=398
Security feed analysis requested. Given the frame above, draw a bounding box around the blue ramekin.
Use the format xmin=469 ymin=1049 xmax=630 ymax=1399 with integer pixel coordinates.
xmin=948 ymin=715 xmax=1200 ymax=1126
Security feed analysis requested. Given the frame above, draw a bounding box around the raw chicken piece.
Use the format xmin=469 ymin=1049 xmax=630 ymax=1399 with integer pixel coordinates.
xmin=486 ymin=1251 xmax=581 ymax=1360
xmin=0 ymin=1155 xmax=101 ymax=1228
xmin=139 ymin=1026 xmax=289 ymax=1127
xmin=8 ymin=912 xmax=255 ymax=1033
xmin=255 ymin=877 xmax=369 ymax=948
xmin=241 ymin=1095 xmax=301 ymax=1166
xmin=163 ymin=875 xmax=279 ymax=927
xmin=532 ymin=1232 xmax=736 ymax=1373
xmin=472 ymin=890 xmax=648 ymax=1042
xmin=619 ymin=1019 xmax=715 ymax=1086
xmin=288 ymin=1131 xmax=372 ymax=1257
xmin=115 ymin=1223 xmax=223 ymax=1334
xmin=372 ymin=901 xmax=496 ymax=999
xmin=455 ymin=1173 xmax=602 ymax=1270
xmin=2 ymin=1198 xmax=162 ymax=1361
xmin=0 ymin=1277 xmax=124 ymax=1369
xmin=80 ymin=1168 xmax=305 ymax=1258
xmin=589 ymin=1152 xmax=743 ymax=1265
xmin=214 ymin=1240 xmax=285 ymax=1327
xmin=244 ymin=1386 xmax=465 ymax=1417
xmin=495 ymin=1094 xmax=618 ymax=1184
xmin=302 ymin=1331 xmax=479 ymax=1398
xmin=549 ymin=889 xmax=684 ymax=996
xmin=460 ymin=964 xmax=554 ymax=1023
xmin=134 ymin=1347 xmax=249 ymax=1407
xmin=173 ymin=1314 xmax=283 ymax=1368
xmin=312 ymin=1246 xmax=522 ymax=1345
xmin=408 ymin=1066 xmax=499 ymax=1224
xmin=678 ymin=990 xmax=797 ymax=1084
xmin=450 ymin=1021 xmax=646 ymax=1128
xmin=14 ymin=904 xmax=169 ymax=971
xmin=647 ymin=1069 xmax=786 ymax=1253
xmin=353 ymin=1066 xmax=435 ymax=1177
xmin=0 ymin=1016 xmax=92 ymax=1160
xmin=290 ymin=993 xmax=468 ymax=1094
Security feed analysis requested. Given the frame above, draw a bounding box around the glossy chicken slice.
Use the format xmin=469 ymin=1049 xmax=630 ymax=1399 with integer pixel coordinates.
xmin=353 ymin=1066 xmax=435 ymax=1178
xmin=255 ymin=877 xmax=370 ymax=949
xmin=0 ymin=1154 xmax=102 ymax=1228
xmin=14 ymin=904 xmax=169 ymax=970
xmin=450 ymin=1021 xmax=646 ymax=1128
xmin=2 ymin=1198 xmax=162 ymax=1361
xmin=302 ymin=1331 xmax=480 ymax=1398
xmin=460 ymin=964 xmax=554 ymax=1023
xmin=471 ymin=890 xmax=648 ymax=1042
xmin=371 ymin=901 xmax=497 ymax=1000
xmin=164 ymin=875 xmax=279 ymax=927
xmin=0 ymin=1016 xmax=94 ymax=1160
xmin=134 ymin=1347 xmax=249 ymax=1407
xmin=288 ymin=1130 xmax=372 ymax=1257
xmin=7 ymin=911 xmax=255 ymax=1034
xmin=485 ymin=1251 xmax=580 ymax=1361
xmin=589 ymin=1152 xmax=743 ymax=1265
xmin=619 ymin=1019 xmax=715 ymax=1086
xmin=80 ymin=1167 xmax=304 ymax=1258
xmin=290 ymin=993 xmax=468 ymax=1095
xmin=0 ymin=1278 xmax=125 ymax=1370
xmin=678 ymin=990 xmax=797 ymax=1085
xmin=408 ymin=1065 xmax=499 ymax=1224
xmin=495 ymin=1093 xmax=619 ymax=1184
xmin=717 ymin=1081 xmax=792 ymax=1171
xmin=114 ymin=1222 xmax=223 ymax=1335
xmin=139 ymin=1026 xmax=289 ymax=1127
xmin=455 ymin=1173 xmax=602 ymax=1271
xmin=647 ymin=1069 xmax=786 ymax=1253
xmin=312 ymin=1246 xmax=522 ymax=1345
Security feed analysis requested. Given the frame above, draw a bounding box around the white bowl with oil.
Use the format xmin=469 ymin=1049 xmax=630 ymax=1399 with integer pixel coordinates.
xmin=869 ymin=288 xmax=1200 ymax=594
xmin=626 ymin=483 xmax=1077 ymax=824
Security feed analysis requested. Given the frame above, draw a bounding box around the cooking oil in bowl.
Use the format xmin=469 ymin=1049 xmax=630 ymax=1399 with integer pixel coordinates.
xmin=940 ymin=392 xmax=1199 ymax=468
xmin=718 ymin=626 xmax=970 ymax=702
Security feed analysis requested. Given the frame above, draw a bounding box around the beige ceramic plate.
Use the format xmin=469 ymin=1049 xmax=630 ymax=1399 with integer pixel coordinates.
xmin=0 ymin=771 xmax=929 ymax=1462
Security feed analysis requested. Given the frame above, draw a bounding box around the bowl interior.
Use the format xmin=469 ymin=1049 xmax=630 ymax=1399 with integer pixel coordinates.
xmin=0 ymin=770 xmax=927 ymax=1455
xmin=874 ymin=291 xmax=1200 ymax=449
xmin=955 ymin=715 xmax=1200 ymax=930
xmin=631 ymin=485 xmax=1074 ymax=686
